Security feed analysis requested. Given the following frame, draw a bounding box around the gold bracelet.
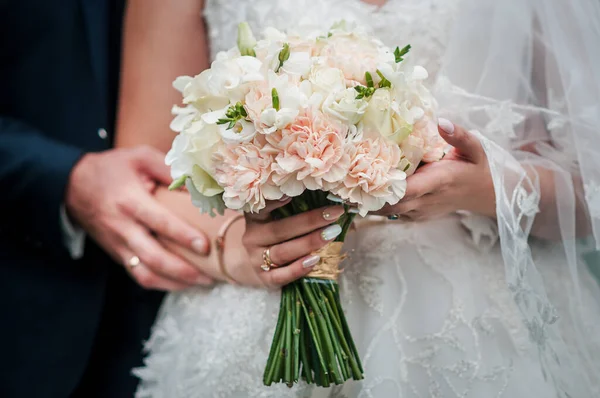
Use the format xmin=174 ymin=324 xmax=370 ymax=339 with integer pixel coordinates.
xmin=215 ymin=214 xmax=245 ymax=284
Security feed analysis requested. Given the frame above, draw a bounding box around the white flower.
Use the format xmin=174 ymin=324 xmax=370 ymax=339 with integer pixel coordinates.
xmin=165 ymin=121 xmax=221 ymax=179
xmin=361 ymin=88 xmax=422 ymax=145
xmin=259 ymin=108 xmax=299 ymax=134
xmin=209 ymin=56 xmax=265 ymax=102
xmin=220 ymin=119 xmax=257 ymax=144
xmin=308 ymin=64 xmax=346 ymax=96
xmin=322 ymin=87 xmax=368 ymax=125
xmin=244 ymin=72 xmax=308 ymax=134
xmin=186 ymin=178 xmax=225 ymax=217
xmin=280 ymin=52 xmax=312 ymax=77
xmin=175 ymin=71 xmax=230 ymax=114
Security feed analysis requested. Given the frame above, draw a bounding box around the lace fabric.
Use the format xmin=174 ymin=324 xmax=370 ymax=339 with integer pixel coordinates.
xmin=135 ymin=0 xmax=600 ymax=396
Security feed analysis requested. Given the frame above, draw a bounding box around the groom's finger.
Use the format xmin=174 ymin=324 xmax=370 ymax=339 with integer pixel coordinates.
xmin=124 ymin=194 xmax=210 ymax=255
xmin=121 ymin=223 xmax=211 ymax=286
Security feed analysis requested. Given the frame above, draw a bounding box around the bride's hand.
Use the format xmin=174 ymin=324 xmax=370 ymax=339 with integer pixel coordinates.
xmin=234 ymin=201 xmax=346 ymax=288
xmin=374 ymin=119 xmax=496 ymax=221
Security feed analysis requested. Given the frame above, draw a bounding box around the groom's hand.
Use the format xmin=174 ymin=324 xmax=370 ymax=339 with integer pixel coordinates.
xmin=65 ymin=145 xmax=214 ymax=291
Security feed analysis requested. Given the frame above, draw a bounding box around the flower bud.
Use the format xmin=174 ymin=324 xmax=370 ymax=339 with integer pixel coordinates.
xmin=237 ymin=22 xmax=257 ymax=56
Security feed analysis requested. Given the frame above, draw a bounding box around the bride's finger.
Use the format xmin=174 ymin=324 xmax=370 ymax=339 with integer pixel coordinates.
xmin=438 ymin=119 xmax=485 ymax=163
xmin=247 ymin=205 xmax=345 ymax=246
xmin=245 ymin=196 xmax=292 ymax=223
xmin=261 ymin=254 xmax=323 ymax=288
xmin=266 ymin=223 xmax=343 ymax=266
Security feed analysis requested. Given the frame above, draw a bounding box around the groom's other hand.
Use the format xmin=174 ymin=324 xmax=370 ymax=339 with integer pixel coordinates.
xmin=65 ymin=145 xmax=214 ymax=291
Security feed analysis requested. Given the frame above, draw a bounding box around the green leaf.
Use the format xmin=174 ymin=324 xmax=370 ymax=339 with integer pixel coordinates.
xmin=377 ymin=70 xmax=391 ymax=88
xmin=272 ymin=88 xmax=280 ymax=111
xmin=394 ymin=44 xmax=411 ymax=63
xmin=168 ymin=175 xmax=188 ymax=191
xmin=365 ymin=71 xmax=374 ymax=88
xmin=216 ymin=118 xmax=231 ymax=125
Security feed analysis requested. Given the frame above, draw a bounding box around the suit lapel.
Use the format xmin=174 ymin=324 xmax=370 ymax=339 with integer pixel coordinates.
xmin=80 ymin=0 xmax=109 ymax=106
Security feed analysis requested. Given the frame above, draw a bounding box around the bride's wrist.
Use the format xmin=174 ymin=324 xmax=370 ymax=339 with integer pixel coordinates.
xmin=215 ymin=214 xmax=245 ymax=284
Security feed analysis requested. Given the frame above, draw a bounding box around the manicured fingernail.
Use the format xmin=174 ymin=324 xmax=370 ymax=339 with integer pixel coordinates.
xmin=322 ymin=206 xmax=345 ymax=221
xmin=191 ymin=238 xmax=208 ymax=254
xmin=302 ymin=255 xmax=321 ymax=268
xmin=348 ymin=207 xmax=360 ymax=214
xmin=438 ymin=118 xmax=454 ymax=135
xmin=279 ymin=195 xmax=290 ymax=202
xmin=321 ymin=224 xmax=342 ymax=241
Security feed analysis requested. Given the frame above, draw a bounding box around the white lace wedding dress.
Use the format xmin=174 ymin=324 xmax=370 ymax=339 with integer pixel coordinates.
xmin=135 ymin=0 xmax=600 ymax=397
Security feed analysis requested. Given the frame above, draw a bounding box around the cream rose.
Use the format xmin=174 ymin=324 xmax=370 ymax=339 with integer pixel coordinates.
xmin=322 ymin=87 xmax=368 ymax=125
xmin=308 ymin=65 xmax=346 ymax=96
xmin=361 ymin=88 xmax=425 ymax=146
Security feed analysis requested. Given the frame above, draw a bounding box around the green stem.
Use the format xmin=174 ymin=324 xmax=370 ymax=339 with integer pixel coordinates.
xmin=321 ymin=284 xmax=361 ymax=379
xmin=311 ymin=283 xmax=345 ymax=384
xmin=293 ymin=290 xmax=301 ymax=382
xmin=295 ymin=285 xmax=328 ymax=377
xmin=299 ymin=315 xmax=313 ymax=384
xmin=263 ymin=290 xmax=287 ymax=385
xmin=301 ymin=280 xmax=340 ymax=384
xmin=284 ymin=289 xmax=293 ymax=386
xmin=334 ymin=288 xmax=364 ymax=377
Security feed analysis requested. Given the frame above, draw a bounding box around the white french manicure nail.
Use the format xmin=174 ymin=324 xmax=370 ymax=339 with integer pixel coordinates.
xmin=438 ymin=118 xmax=454 ymax=135
xmin=348 ymin=207 xmax=360 ymax=214
xmin=191 ymin=238 xmax=208 ymax=254
xmin=302 ymin=255 xmax=321 ymax=268
xmin=321 ymin=224 xmax=342 ymax=241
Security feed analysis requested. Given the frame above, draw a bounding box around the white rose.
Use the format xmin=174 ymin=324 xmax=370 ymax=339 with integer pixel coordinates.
xmin=322 ymin=87 xmax=368 ymax=125
xmin=308 ymin=65 xmax=346 ymax=95
xmin=166 ymin=119 xmax=223 ymax=200
xmin=361 ymin=88 xmax=420 ymax=145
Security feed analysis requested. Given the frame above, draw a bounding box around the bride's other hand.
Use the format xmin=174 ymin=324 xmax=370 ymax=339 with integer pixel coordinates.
xmin=374 ymin=119 xmax=496 ymax=221
xmin=236 ymin=201 xmax=346 ymax=288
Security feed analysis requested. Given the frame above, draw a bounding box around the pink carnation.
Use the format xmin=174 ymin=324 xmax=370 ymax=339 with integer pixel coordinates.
xmin=213 ymin=138 xmax=283 ymax=213
xmin=332 ymin=137 xmax=407 ymax=216
xmin=400 ymin=117 xmax=446 ymax=175
xmin=266 ymin=110 xmax=350 ymax=196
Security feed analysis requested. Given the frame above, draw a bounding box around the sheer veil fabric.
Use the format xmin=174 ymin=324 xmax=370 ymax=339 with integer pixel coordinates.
xmin=435 ymin=0 xmax=600 ymax=395
xmin=134 ymin=0 xmax=600 ymax=397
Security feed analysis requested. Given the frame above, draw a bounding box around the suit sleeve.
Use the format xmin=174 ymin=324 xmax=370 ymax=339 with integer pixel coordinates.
xmin=0 ymin=116 xmax=84 ymax=255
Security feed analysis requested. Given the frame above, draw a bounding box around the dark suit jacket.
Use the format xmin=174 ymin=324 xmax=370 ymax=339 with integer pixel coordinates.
xmin=0 ymin=1 xmax=162 ymax=396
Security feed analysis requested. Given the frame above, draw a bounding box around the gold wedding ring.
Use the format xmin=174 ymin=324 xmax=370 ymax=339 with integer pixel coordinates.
xmin=127 ymin=255 xmax=141 ymax=269
xmin=261 ymin=248 xmax=275 ymax=272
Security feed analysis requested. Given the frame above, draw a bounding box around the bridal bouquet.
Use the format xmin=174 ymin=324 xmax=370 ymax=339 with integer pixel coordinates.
xmin=166 ymin=21 xmax=444 ymax=387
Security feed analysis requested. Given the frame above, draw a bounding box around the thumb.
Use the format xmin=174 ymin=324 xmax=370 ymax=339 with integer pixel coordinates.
xmin=133 ymin=145 xmax=172 ymax=186
xmin=438 ymin=118 xmax=485 ymax=162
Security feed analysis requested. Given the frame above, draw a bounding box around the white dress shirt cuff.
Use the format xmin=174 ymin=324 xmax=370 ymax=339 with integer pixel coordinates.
xmin=60 ymin=205 xmax=86 ymax=259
